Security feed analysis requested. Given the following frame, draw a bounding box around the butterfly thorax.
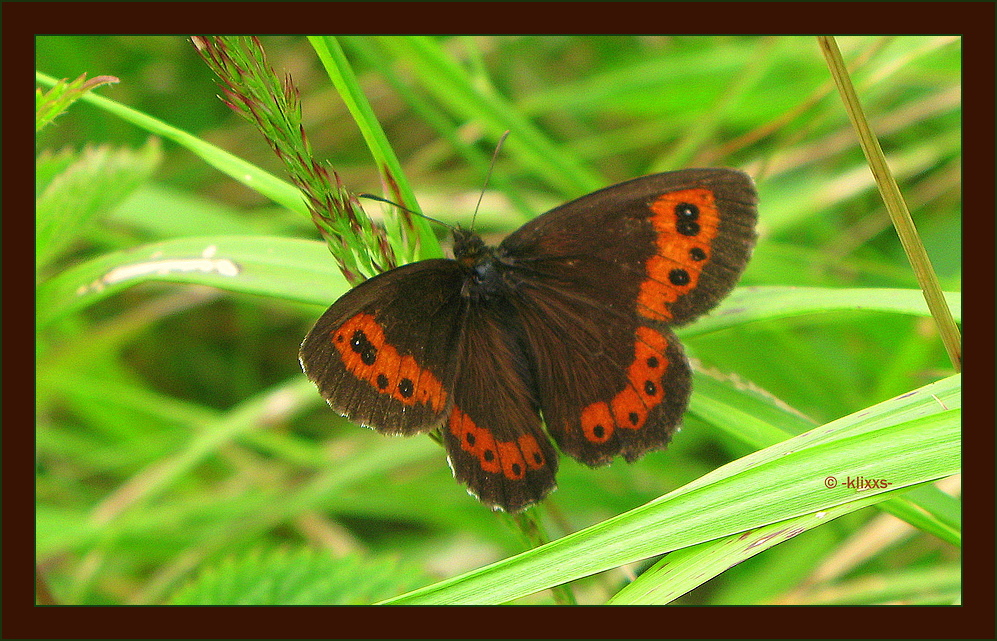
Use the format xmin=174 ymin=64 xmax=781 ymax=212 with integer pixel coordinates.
xmin=452 ymin=228 xmax=508 ymax=300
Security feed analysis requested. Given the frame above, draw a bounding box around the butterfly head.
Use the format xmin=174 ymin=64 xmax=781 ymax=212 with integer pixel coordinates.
xmin=452 ymin=227 xmax=490 ymax=267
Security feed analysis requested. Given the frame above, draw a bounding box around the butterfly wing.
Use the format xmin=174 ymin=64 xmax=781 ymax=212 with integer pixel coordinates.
xmin=442 ymin=297 xmax=559 ymax=511
xmin=499 ymin=169 xmax=757 ymax=465
xmin=301 ymin=259 xmax=558 ymax=511
xmin=300 ymin=260 xmax=466 ymax=435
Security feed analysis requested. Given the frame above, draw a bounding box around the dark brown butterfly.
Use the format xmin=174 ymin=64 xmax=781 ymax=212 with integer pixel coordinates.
xmin=300 ymin=168 xmax=757 ymax=512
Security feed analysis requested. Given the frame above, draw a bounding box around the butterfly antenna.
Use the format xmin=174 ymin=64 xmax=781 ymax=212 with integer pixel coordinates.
xmin=470 ymin=130 xmax=510 ymax=231
xmin=357 ymin=193 xmax=451 ymax=230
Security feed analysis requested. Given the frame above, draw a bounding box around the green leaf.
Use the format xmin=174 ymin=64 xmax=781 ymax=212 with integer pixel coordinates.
xmin=36 ymin=139 xmax=162 ymax=271
xmin=608 ymin=481 xmax=934 ymax=605
xmin=36 ymin=72 xmax=118 ymax=132
xmin=689 ymin=366 xmax=961 ymax=548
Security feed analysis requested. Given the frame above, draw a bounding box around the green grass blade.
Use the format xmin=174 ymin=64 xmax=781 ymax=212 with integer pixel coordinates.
xmin=608 ymin=480 xmax=936 ymax=604
xmin=874 ymin=484 xmax=961 ymax=547
xmin=376 ymin=36 xmax=603 ymax=197
xmin=36 ymin=236 xmax=346 ymax=328
xmin=39 ymin=241 xmax=962 ymax=346
xmin=690 ymin=367 xmax=961 ymax=547
xmin=381 ymin=374 xmax=959 ymax=604
xmin=340 ymin=36 xmax=537 ymax=220
xmin=690 ymin=286 xmax=961 ymax=337
xmin=308 ymin=36 xmax=439 ymax=261
xmin=36 ymin=70 xmax=306 ymax=216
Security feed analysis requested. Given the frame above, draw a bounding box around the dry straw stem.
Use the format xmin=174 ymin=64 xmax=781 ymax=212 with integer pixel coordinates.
xmin=817 ymin=36 xmax=961 ymax=372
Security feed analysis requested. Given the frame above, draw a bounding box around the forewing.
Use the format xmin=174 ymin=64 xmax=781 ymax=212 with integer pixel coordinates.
xmin=299 ymin=260 xmax=465 ymax=435
xmin=502 ymin=168 xmax=757 ymax=325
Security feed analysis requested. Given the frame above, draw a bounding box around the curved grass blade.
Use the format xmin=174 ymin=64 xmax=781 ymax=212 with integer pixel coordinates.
xmin=380 ymin=374 xmax=959 ymax=604
xmin=36 ymin=71 xmax=306 ymax=216
xmin=37 ymin=236 xmax=346 ymax=328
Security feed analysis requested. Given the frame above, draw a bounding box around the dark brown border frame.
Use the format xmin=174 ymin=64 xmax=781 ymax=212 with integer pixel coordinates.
xmin=10 ymin=4 xmax=992 ymax=639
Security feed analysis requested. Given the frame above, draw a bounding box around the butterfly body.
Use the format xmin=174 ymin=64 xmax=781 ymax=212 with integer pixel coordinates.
xmin=301 ymin=168 xmax=757 ymax=511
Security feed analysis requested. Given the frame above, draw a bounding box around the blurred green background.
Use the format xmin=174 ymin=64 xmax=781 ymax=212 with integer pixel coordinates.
xmin=36 ymin=36 xmax=960 ymax=605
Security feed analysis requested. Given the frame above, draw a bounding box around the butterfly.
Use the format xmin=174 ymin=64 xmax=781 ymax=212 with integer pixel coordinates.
xmin=300 ymin=168 xmax=757 ymax=512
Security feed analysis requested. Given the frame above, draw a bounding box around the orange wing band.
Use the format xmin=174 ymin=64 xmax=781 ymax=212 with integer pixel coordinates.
xmin=332 ymin=313 xmax=447 ymax=412
xmin=637 ymin=188 xmax=721 ymax=321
